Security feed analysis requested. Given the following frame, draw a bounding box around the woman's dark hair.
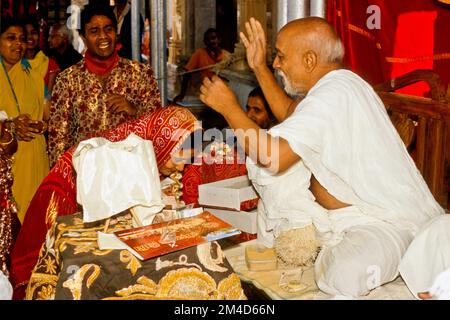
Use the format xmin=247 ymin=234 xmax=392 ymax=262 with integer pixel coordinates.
xmin=248 ymin=86 xmax=276 ymax=122
xmin=80 ymin=3 xmax=118 ymax=36
xmin=0 ymin=16 xmax=25 ymax=36
xmin=23 ymin=15 xmax=40 ymax=37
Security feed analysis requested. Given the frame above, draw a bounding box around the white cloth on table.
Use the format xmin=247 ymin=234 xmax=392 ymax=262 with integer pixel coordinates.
xmin=72 ymin=133 xmax=164 ymax=224
xmin=263 ymin=69 xmax=444 ymax=297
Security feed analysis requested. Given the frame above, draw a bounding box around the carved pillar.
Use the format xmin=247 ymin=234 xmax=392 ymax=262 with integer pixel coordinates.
xmin=179 ymin=0 xmax=194 ymax=57
xmin=168 ymin=0 xmax=182 ymax=64
xmin=232 ymin=0 xmax=267 ymax=71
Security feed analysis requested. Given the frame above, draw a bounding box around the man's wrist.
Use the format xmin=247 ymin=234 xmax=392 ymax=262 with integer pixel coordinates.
xmin=222 ymin=101 xmax=245 ymax=120
xmin=253 ymin=63 xmax=270 ymax=75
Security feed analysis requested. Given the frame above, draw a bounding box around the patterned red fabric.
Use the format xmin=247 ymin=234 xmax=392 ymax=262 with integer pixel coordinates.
xmin=10 ymin=107 xmax=197 ymax=298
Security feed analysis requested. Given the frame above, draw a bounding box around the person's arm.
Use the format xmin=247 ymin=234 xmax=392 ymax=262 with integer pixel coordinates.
xmin=0 ymin=121 xmax=17 ymax=155
xmin=136 ymin=64 xmax=162 ymax=112
xmin=200 ymin=76 xmax=300 ymax=174
xmin=240 ymin=18 xmax=293 ymax=122
xmin=48 ymin=76 xmax=73 ymax=167
xmin=46 ymin=58 xmax=60 ymax=94
xmin=173 ymin=73 xmax=191 ymax=103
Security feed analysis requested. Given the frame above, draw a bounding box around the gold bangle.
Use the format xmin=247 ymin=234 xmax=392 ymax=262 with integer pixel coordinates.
xmin=41 ymin=121 xmax=48 ymax=134
xmin=0 ymin=133 xmax=14 ymax=146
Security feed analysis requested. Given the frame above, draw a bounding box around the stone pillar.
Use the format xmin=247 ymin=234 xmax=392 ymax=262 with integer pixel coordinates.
xmin=310 ymin=0 xmax=327 ymax=18
xmin=194 ymin=0 xmax=216 ymax=51
xmin=232 ymin=0 xmax=267 ymax=71
xmin=275 ymin=0 xmax=309 ymax=33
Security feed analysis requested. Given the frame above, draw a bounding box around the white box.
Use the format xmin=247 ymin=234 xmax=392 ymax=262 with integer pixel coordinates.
xmin=207 ymin=208 xmax=258 ymax=234
xmin=198 ymin=176 xmax=258 ymax=211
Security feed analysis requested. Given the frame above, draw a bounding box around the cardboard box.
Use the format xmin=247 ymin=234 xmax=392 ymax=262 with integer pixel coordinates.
xmin=198 ymin=176 xmax=258 ymax=211
xmin=182 ymin=161 xmax=248 ymax=207
xmin=207 ymin=208 xmax=258 ymax=234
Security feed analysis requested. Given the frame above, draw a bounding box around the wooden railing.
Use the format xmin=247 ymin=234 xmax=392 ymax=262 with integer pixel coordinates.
xmin=375 ymin=70 xmax=450 ymax=209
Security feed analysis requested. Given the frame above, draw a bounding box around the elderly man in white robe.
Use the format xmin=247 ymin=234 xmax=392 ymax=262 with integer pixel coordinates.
xmin=199 ymin=17 xmax=445 ymax=298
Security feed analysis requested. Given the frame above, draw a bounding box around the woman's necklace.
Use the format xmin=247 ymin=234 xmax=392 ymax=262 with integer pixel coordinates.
xmin=1 ymin=59 xmax=21 ymax=114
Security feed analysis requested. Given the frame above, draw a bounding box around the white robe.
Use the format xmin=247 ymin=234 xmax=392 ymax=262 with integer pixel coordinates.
xmin=268 ymin=69 xmax=444 ymax=234
xmin=246 ymin=157 xmax=330 ymax=248
xmin=247 ymin=69 xmax=444 ymax=297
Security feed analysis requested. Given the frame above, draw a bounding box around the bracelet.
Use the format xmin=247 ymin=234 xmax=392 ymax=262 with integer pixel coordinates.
xmin=0 ymin=132 xmax=14 ymax=146
xmin=40 ymin=121 xmax=48 ymax=134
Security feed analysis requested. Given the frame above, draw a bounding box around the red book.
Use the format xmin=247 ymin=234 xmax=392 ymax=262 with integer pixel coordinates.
xmin=113 ymin=211 xmax=241 ymax=260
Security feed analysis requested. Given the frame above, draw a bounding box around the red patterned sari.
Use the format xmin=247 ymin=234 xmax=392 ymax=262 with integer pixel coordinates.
xmin=10 ymin=107 xmax=197 ymax=299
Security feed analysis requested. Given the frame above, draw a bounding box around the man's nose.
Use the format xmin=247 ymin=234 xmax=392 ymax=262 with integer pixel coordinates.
xmin=98 ymin=29 xmax=108 ymax=39
xmin=272 ymin=57 xmax=280 ymax=69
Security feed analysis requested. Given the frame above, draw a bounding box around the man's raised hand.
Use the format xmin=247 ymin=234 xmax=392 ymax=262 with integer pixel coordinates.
xmin=199 ymin=75 xmax=240 ymax=116
xmin=240 ymin=17 xmax=267 ymax=71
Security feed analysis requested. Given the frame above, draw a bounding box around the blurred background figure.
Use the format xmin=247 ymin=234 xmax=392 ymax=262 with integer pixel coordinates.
xmin=47 ymin=22 xmax=83 ymax=72
xmin=173 ymin=28 xmax=230 ymax=103
xmin=24 ymin=16 xmax=60 ymax=94
xmin=113 ymin=0 xmax=144 ymax=60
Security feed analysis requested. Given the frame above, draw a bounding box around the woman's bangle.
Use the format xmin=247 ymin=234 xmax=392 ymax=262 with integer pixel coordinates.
xmin=0 ymin=131 xmax=14 ymax=146
xmin=40 ymin=121 xmax=48 ymax=134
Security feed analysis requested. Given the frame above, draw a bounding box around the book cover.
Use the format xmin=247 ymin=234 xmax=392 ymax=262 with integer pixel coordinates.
xmin=114 ymin=211 xmax=241 ymax=260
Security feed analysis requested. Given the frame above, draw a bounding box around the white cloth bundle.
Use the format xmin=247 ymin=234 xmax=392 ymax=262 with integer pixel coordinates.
xmin=73 ymin=133 xmax=164 ymax=224
xmin=0 ymin=271 xmax=12 ymax=300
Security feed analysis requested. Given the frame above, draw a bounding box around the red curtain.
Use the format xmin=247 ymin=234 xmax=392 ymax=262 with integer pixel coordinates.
xmin=327 ymin=0 xmax=450 ymax=97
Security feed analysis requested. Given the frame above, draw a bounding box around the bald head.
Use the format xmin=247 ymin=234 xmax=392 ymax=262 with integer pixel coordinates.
xmin=280 ymin=17 xmax=344 ymax=64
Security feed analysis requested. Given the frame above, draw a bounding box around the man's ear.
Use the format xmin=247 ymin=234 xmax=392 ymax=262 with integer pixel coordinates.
xmin=80 ymin=34 xmax=87 ymax=47
xmin=303 ymin=50 xmax=317 ymax=73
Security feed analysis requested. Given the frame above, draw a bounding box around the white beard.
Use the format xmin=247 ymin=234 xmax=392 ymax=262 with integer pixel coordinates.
xmin=277 ymin=70 xmax=299 ymax=96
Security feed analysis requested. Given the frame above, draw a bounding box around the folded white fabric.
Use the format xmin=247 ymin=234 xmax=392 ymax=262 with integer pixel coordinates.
xmin=399 ymin=214 xmax=450 ymax=298
xmin=428 ymin=268 xmax=450 ymax=300
xmin=315 ymin=206 xmax=413 ymax=298
xmin=0 ymin=271 xmax=12 ymax=300
xmin=73 ymin=133 xmax=164 ymax=223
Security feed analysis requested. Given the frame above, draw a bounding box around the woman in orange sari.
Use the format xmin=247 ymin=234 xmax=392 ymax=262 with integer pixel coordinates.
xmin=10 ymin=106 xmax=198 ymax=299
